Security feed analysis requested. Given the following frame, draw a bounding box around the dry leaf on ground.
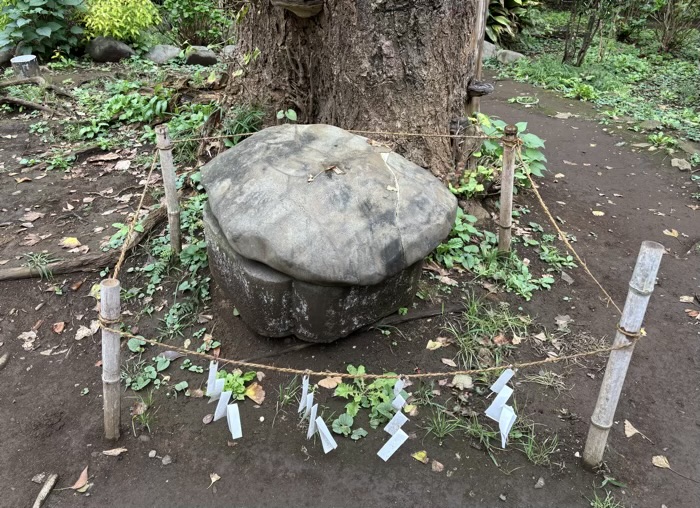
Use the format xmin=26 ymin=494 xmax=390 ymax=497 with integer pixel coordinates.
xmin=208 ymin=473 xmax=220 ymax=489
xmin=441 ymin=358 xmax=457 ymax=368
xmin=685 ymin=309 xmax=699 ymax=319
xmin=102 ymin=448 xmax=128 ymax=457
xmin=71 ymin=466 xmax=88 ymax=490
xmin=21 ymin=211 xmax=45 ymax=222
xmin=75 ymin=325 xmax=94 ymax=341
xmin=318 ymin=376 xmax=342 ymax=389
xmin=663 ymin=229 xmax=679 ymax=238
xmin=426 ymin=337 xmax=450 ymax=350
xmin=412 ymin=450 xmax=429 ymax=464
xmin=202 ymin=414 xmax=214 ymax=425
xmin=592 ymin=210 xmax=605 ymax=216
xmin=679 ymin=296 xmax=695 ymax=303
xmin=59 ymin=237 xmax=82 ymax=249
xmin=652 ymin=455 xmax=671 ymax=469
xmin=624 ymin=420 xmax=652 ymax=442
xmin=52 ymin=322 xmax=65 ymax=334
xmin=244 ymin=382 xmax=265 ymax=404
xmin=431 ymin=460 xmax=444 ymax=472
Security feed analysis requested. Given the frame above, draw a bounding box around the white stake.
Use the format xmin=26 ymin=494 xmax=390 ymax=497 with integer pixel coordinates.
xmin=214 ymin=391 xmax=232 ymax=421
xmin=306 ymin=404 xmax=318 ymax=439
xmin=583 ymin=241 xmax=664 ymax=468
xmin=227 ymin=404 xmax=242 ymax=440
xmin=315 ymin=417 xmax=337 ymax=454
xmin=377 ymin=429 xmax=409 ymax=462
xmin=298 ymin=375 xmax=309 ymax=413
xmin=100 ymin=278 xmax=121 ymax=440
xmin=384 ymin=411 xmax=408 ymax=436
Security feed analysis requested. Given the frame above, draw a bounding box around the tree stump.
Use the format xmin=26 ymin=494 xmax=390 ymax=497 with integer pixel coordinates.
xmin=11 ymin=55 xmax=40 ymax=78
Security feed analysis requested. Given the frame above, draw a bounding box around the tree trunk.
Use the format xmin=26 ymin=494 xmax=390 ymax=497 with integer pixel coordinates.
xmin=575 ymin=7 xmax=601 ymax=67
xmin=562 ymin=0 xmax=581 ymax=65
xmin=229 ymin=0 xmax=480 ymax=179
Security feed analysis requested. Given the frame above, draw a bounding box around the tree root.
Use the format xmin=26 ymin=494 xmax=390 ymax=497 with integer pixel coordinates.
xmin=0 ymin=96 xmax=63 ymax=116
xmin=0 ymin=207 xmax=167 ymax=282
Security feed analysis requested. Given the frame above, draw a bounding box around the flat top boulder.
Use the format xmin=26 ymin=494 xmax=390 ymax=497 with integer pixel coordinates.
xmin=202 ymin=124 xmax=457 ymax=286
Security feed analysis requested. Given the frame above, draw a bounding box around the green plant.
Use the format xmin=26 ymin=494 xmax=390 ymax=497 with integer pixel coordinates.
xmin=517 ymin=426 xmax=558 ymax=466
xmin=161 ymin=0 xmax=233 ymax=46
xmin=23 ymin=251 xmax=58 ymax=280
xmin=130 ymin=390 xmax=157 ymax=434
xmin=331 ymin=413 xmax=354 ymax=436
xmin=216 ymin=368 xmax=256 ymax=400
xmin=121 ymin=357 xmax=168 ymax=391
xmin=223 ymin=104 xmax=265 ymax=147
xmin=29 ymin=121 xmax=49 ymax=135
xmin=0 ymin=0 xmax=85 ymax=59
xmin=424 ymin=409 xmax=460 ymax=445
xmin=588 ymin=490 xmax=625 ymax=508
xmin=276 ymin=108 xmax=297 ymax=122
xmin=524 ymin=369 xmax=567 ymax=393
xmin=538 ymin=245 xmax=576 ymax=272
xmin=333 ymin=365 xmax=402 ymax=428
xmin=445 ymin=296 xmax=527 ymax=368
xmin=648 ymin=131 xmax=677 ymax=148
xmin=487 ymin=0 xmax=541 ymax=45
xmin=276 ymin=376 xmax=299 ymax=408
xmin=84 ymin=0 xmax=160 ymax=42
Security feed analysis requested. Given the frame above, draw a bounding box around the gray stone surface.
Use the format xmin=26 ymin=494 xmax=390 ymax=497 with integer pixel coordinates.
xmin=482 ymin=41 xmax=498 ymax=61
xmin=0 ymin=48 xmax=12 ymax=66
xmin=185 ymin=46 xmax=218 ymax=66
xmin=497 ymin=49 xmax=525 ymax=64
xmin=221 ymin=45 xmax=237 ymax=60
xmin=145 ymin=44 xmax=181 ymax=65
xmin=205 ymin=204 xmax=422 ymax=342
xmin=639 ymin=119 xmax=662 ymax=131
xmin=202 ymin=124 xmax=457 ymax=286
xmin=87 ymin=37 xmax=135 ymax=63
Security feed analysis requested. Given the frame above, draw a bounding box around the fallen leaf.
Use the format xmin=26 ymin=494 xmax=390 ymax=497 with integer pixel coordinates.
xmin=75 ymin=325 xmax=94 ymax=341
xmin=563 ymin=160 xmax=577 ymax=166
xmin=412 ymin=450 xmax=429 ymax=464
xmin=203 ymin=414 xmax=214 ymax=425
xmin=17 ymin=330 xmax=37 ymax=351
xmin=512 ymin=334 xmax=524 ymax=345
xmin=76 ymin=483 xmax=91 ymax=494
xmin=15 ymin=177 xmax=31 ymax=183
xmin=158 ymin=350 xmax=184 ymax=361
xmin=52 ymin=322 xmax=65 ymax=334
xmin=533 ymin=332 xmax=548 ymax=342
xmin=189 ymin=388 xmax=204 ymax=398
xmin=244 ymin=382 xmax=265 ymax=404
xmin=441 ymin=358 xmax=457 ymax=368
xmin=452 ymin=374 xmax=473 ymax=390
xmin=679 ymin=295 xmax=695 ymax=303
xmin=131 ymin=400 xmax=148 ymax=416
xmin=71 ymin=466 xmax=89 ymax=490
xmin=554 ymin=173 xmax=565 ymax=178
xmin=114 ymin=160 xmax=131 ymax=171
xmin=426 ymin=337 xmax=450 ymax=350
xmin=21 ymin=211 xmax=45 ymax=222
xmin=555 ymin=315 xmax=572 ymax=330
xmin=88 ymin=152 xmax=119 ymax=162
xmin=20 ymin=234 xmax=41 ymax=246
xmin=403 ymin=404 xmax=418 ymax=416
xmin=685 ymin=309 xmax=699 ymax=319
xmin=624 ymin=419 xmax=652 ymax=442
xmin=652 ymin=455 xmax=671 ymax=469
xmin=493 ymin=334 xmax=509 ymax=346
xmin=63 ymin=202 xmax=75 ymax=211
xmin=671 ymin=158 xmax=691 ymax=171
xmin=59 ymin=237 xmax=82 ymax=249
xmin=102 ymin=448 xmax=128 ymax=457
xmin=663 ymin=229 xmax=679 ymax=238
xmin=208 ymin=473 xmax=220 ymax=489
xmin=553 ymin=112 xmax=574 ymax=119
xmin=592 ymin=210 xmax=605 ymax=216
xmin=431 ymin=460 xmax=444 ymax=473
xmin=0 ymin=260 xmax=8 ymax=265
xmin=438 ymin=275 xmax=458 ymax=286
xmin=318 ymin=376 xmax=342 ymax=389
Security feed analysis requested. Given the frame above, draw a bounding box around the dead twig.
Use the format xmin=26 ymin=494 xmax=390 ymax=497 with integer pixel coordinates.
xmin=32 ymin=473 xmax=58 ymax=508
xmin=0 ymin=97 xmax=63 ymax=116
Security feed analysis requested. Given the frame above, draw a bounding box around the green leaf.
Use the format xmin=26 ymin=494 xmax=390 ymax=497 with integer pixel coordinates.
xmin=350 ymin=428 xmax=368 ymax=440
xmin=334 ymin=383 xmax=353 ymax=398
xmin=515 ymin=121 xmax=527 ymax=133
xmin=276 ymin=110 xmax=284 ymax=120
xmin=155 ymin=356 xmax=171 ymax=372
xmin=285 ymin=109 xmax=297 ymax=121
xmin=127 ymin=337 xmax=146 ymax=353
xmin=174 ymin=381 xmax=188 ymax=391
xmin=36 ymin=26 xmax=52 ymax=37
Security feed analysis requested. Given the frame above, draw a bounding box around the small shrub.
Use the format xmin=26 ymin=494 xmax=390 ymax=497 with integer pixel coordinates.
xmin=0 ymin=0 xmax=85 ymax=59
xmin=161 ymin=0 xmax=232 ymax=46
xmin=84 ymin=0 xmax=160 ymax=42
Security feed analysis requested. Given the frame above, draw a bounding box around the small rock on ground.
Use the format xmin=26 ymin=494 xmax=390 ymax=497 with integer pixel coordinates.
xmin=145 ymin=44 xmax=180 ymax=65
xmin=148 ymin=450 xmax=157 ymax=458
xmin=185 ymin=46 xmax=218 ymax=66
xmin=87 ymin=37 xmax=135 ymax=63
xmin=497 ymin=49 xmax=525 ymax=64
xmin=161 ymin=454 xmax=172 ymax=465
xmin=534 ymin=477 xmax=545 ymax=489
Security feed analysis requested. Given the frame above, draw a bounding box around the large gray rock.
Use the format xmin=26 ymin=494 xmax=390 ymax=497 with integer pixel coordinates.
xmin=205 ymin=204 xmax=422 ymax=342
xmin=202 ymin=124 xmax=457 ymax=286
xmin=185 ymin=46 xmax=218 ymax=66
xmin=482 ymin=41 xmax=498 ymax=61
xmin=497 ymin=49 xmax=526 ymax=64
xmin=87 ymin=37 xmax=135 ymax=63
xmin=145 ymin=44 xmax=181 ymax=65
xmin=202 ymin=124 xmax=457 ymax=342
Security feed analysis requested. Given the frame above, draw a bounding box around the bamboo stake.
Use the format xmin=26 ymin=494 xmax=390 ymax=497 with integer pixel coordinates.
xmin=155 ymin=124 xmax=182 ymax=257
xmin=583 ymin=241 xmax=664 ymax=468
xmin=101 ymin=278 xmax=122 ymax=440
xmin=498 ymin=124 xmax=518 ymax=253
xmin=464 ymin=0 xmax=489 ymax=175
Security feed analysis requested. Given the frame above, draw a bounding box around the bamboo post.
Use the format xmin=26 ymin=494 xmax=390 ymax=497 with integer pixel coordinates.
xmin=583 ymin=241 xmax=664 ymax=468
xmin=467 ymin=0 xmax=488 ymax=118
xmin=155 ymin=124 xmax=182 ymax=257
xmin=498 ymin=124 xmax=518 ymax=253
xmin=101 ymin=278 xmax=122 ymax=440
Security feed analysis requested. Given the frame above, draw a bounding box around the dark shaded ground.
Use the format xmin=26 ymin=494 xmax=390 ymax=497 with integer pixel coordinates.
xmin=0 ymin=74 xmax=698 ymax=508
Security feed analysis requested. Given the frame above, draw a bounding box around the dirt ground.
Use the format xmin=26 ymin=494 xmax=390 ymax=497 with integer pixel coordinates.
xmin=0 ymin=73 xmax=699 ymax=508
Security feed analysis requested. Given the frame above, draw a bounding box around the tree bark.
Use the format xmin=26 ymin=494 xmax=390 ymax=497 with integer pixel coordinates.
xmin=230 ymin=0 xmax=479 ymax=180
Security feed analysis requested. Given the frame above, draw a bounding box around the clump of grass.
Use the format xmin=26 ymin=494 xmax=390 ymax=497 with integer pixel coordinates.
xmin=424 ymin=409 xmax=460 ymax=445
xmin=588 ymin=490 xmax=625 ymax=508
xmin=524 ymin=369 xmax=568 ymax=394
xmin=446 ymin=296 xmax=528 ymax=368
xmin=460 ymin=415 xmax=498 ymax=452
xmin=23 ymin=252 xmax=59 ymax=280
xmin=517 ymin=424 xmax=559 ymax=466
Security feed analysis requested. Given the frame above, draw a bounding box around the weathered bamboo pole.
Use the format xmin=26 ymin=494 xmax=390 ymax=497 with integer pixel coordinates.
xmin=155 ymin=124 xmax=182 ymax=257
xmin=583 ymin=241 xmax=664 ymax=467
xmin=498 ymin=124 xmax=518 ymax=253
xmin=467 ymin=0 xmax=488 ymax=118
xmin=101 ymin=278 xmax=122 ymax=440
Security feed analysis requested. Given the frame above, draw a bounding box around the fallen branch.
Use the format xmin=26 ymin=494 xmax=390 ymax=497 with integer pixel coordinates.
xmin=32 ymin=473 xmax=58 ymax=508
xmin=0 ymin=97 xmax=63 ymax=116
xmin=0 ymin=76 xmax=74 ymax=99
xmin=374 ymin=303 xmax=464 ymax=327
xmin=0 ymin=206 xmax=167 ymax=282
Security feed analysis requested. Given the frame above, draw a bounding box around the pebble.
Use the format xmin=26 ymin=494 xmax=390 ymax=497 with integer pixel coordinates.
xmin=148 ymin=450 xmax=157 ymax=458
xmin=534 ymin=477 xmax=545 ymax=489
xmin=499 ymin=493 xmax=507 ymax=502
xmin=31 ymin=473 xmax=46 ymax=484
xmin=138 ymin=434 xmax=151 ymax=442
xmin=161 ymin=454 xmax=172 ymax=465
